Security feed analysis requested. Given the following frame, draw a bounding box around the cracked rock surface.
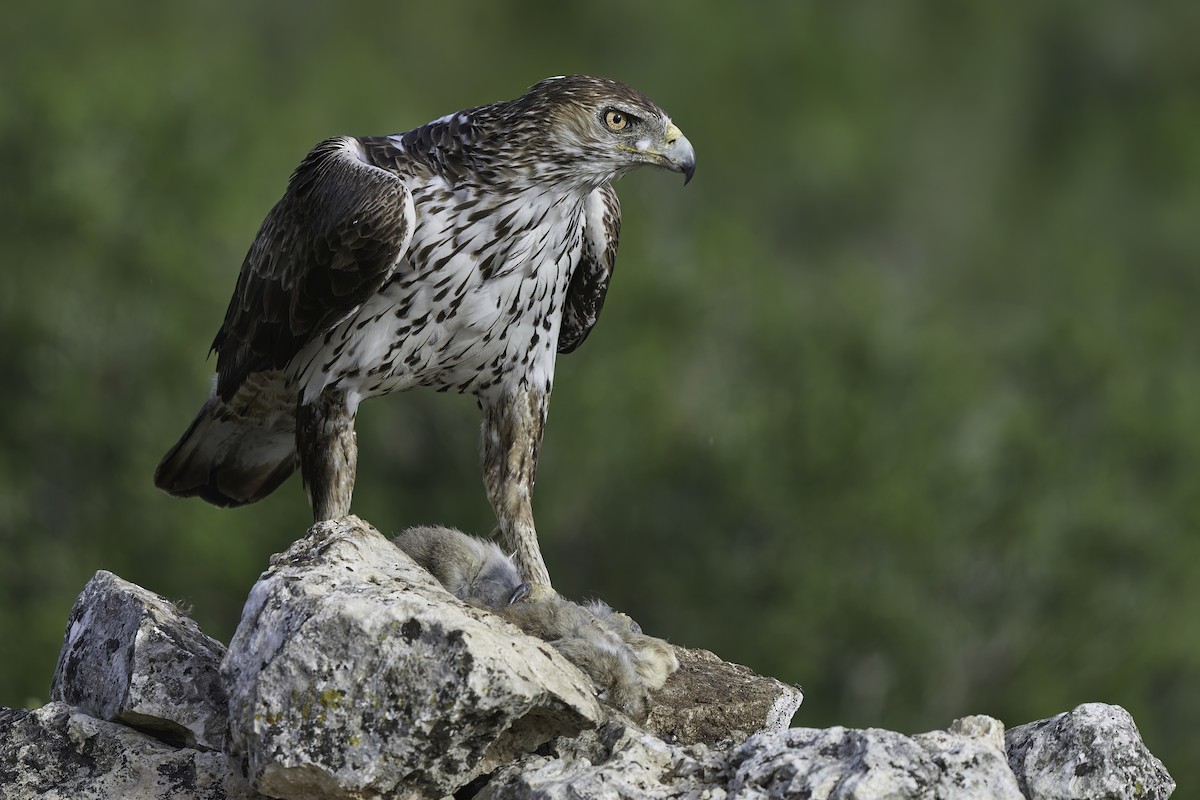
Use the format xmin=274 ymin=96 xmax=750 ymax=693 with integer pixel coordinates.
xmin=0 ymin=703 xmax=260 ymax=800
xmin=9 ymin=516 xmax=1175 ymax=800
xmin=646 ymin=645 xmax=803 ymax=747
xmin=50 ymin=569 xmax=228 ymax=751
xmin=222 ymin=516 xmax=604 ymax=800
xmin=1006 ymin=702 xmax=1176 ymax=800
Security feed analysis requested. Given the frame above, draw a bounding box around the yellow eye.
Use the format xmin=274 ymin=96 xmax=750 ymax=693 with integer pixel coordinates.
xmin=604 ymin=110 xmax=628 ymax=131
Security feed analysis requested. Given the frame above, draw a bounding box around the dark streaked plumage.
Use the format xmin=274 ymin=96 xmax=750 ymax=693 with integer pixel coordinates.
xmin=155 ymin=76 xmax=695 ymax=588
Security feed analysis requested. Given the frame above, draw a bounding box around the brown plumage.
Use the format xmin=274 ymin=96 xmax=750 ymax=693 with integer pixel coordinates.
xmin=155 ymin=76 xmax=695 ymax=588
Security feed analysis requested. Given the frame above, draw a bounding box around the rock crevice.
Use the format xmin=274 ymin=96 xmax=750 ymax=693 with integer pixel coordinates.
xmin=0 ymin=517 xmax=1175 ymax=800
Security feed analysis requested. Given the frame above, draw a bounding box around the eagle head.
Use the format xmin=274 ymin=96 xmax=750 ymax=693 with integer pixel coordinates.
xmin=511 ymin=75 xmax=696 ymax=188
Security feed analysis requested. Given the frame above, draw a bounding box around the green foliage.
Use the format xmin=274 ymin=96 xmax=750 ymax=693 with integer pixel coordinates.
xmin=2 ymin=0 xmax=1197 ymax=785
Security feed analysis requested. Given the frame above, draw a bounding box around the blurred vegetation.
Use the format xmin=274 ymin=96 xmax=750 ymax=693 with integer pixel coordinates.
xmin=2 ymin=0 xmax=1198 ymax=786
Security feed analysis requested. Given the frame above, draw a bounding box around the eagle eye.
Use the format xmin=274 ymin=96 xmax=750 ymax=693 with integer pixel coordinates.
xmin=603 ymin=109 xmax=630 ymax=131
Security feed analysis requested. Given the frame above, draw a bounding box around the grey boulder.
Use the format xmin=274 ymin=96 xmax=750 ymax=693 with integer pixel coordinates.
xmin=221 ymin=515 xmax=604 ymax=800
xmin=478 ymin=714 xmax=1025 ymax=799
xmin=645 ymin=646 xmax=803 ymax=746
xmin=0 ymin=702 xmax=259 ymax=800
xmin=12 ymin=517 xmax=1176 ymax=800
xmin=1006 ymin=702 xmax=1176 ymax=800
xmin=50 ymin=569 xmax=228 ymax=751
xmin=476 ymin=720 xmax=717 ymax=800
xmin=723 ymin=714 xmax=1023 ymax=800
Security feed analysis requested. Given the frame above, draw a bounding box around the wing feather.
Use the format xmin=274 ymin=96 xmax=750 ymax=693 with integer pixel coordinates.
xmin=211 ymin=136 xmax=415 ymax=398
xmin=558 ymin=183 xmax=620 ymax=354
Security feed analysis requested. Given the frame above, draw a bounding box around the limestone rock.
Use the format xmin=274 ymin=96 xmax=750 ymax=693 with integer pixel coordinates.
xmin=1006 ymin=702 xmax=1176 ymax=800
xmin=645 ymin=646 xmax=803 ymax=746
xmin=478 ymin=714 xmax=1024 ymax=799
xmin=0 ymin=702 xmax=260 ymax=800
xmin=221 ymin=515 xmax=604 ymax=800
xmin=725 ymin=715 xmax=1024 ymax=799
xmin=50 ymin=569 xmax=228 ymax=751
xmin=912 ymin=715 xmax=1025 ymax=799
xmin=22 ymin=523 xmax=1178 ymax=800
xmin=475 ymin=720 xmax=717 ymax=799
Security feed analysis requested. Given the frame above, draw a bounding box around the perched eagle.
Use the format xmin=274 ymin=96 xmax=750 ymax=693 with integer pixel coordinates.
xmin=155 ymin=76 xmax=695 ymax=588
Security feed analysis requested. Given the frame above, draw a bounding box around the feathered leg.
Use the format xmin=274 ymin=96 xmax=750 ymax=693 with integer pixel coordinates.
xmin=297 ymin=386 xmax=358 ymax=521
xmin=481 ymin=387 xmax=553 ymax=589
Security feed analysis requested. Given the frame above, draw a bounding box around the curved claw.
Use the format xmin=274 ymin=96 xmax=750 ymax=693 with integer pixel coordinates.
xmin=507 ymin=581 xmax=532 ymax=605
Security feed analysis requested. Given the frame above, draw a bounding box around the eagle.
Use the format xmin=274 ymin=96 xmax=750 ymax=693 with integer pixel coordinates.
xmin=154 ymin=76 xmax=695 ymax=589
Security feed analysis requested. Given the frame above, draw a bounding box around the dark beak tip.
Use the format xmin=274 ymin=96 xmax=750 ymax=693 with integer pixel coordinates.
xmin=683 ymin=164 xmax=696 ymax=185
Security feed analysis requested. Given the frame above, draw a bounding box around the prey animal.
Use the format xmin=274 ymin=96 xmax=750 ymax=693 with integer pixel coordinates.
xmin=394 ymin=525 xmax=679 ymax=719
xmin=155 ymin=75 xmax=695 ymax=588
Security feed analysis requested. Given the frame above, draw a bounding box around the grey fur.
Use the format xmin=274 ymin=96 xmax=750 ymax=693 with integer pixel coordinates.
xmin=393 ymin=526 xmax=526 ymax=608
xmin=393 ymin=526 xmax=679 ymax=720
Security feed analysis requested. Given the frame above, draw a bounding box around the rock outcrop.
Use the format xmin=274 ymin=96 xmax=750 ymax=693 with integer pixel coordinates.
xmin=50 ymin=569 xmax=229 ymax=751
xmin=0 ymin=703 xmax=259 ymax=800
xmin=645 ymin=646 xmax=802 ymax=746
xmin=481 ymin=714 xmax=1027 ymax=799
xmin=1006 ymin=703 xmax=1176 ymax=800
xmin=0 ymin=517 xmax=1175 ymax=800
xmin=223 ymin=516 xmax=604 ymax=799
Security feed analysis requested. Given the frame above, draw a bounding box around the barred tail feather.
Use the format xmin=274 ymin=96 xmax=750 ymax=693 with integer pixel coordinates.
xmin=154 ymin=382 xmax=297 ymax=508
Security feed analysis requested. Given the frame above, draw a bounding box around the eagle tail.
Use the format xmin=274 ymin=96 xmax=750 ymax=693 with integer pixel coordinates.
xmin=154 ymin=380 xmax=297 ymax=508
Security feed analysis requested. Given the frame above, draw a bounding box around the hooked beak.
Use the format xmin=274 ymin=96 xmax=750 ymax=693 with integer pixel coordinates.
xmin=662 ymin=123 xmax=696 ymax=185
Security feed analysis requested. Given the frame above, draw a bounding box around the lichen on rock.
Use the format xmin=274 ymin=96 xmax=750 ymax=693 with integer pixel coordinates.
xmin=9 ymin=516 xmax=1175 ymax=800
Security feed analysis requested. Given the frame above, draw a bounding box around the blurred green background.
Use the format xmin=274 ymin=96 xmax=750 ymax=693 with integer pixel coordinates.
xmin=2 ymin=0 xmax=1197 ymax=786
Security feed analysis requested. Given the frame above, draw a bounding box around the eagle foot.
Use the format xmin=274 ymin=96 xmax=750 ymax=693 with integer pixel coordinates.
xmin=392 ymin=525 xmax=679 ymax=720
xmin=507 ymin=581 xmax=533 ymax=605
